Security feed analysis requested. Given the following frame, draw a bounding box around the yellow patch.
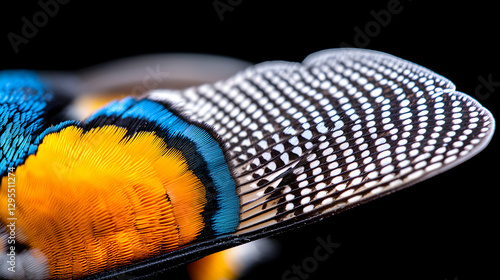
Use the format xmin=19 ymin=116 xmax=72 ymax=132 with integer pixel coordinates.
xmin=0 ymin=125 xmax=206 ymax=278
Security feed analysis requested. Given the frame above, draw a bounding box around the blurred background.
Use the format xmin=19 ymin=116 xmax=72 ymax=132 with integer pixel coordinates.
xmin=1 ymin=0 xmax=498 ymax=279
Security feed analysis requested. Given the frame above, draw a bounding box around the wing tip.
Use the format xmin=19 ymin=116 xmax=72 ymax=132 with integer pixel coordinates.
xmin=303 ymin=47 xmax=457 ymax=91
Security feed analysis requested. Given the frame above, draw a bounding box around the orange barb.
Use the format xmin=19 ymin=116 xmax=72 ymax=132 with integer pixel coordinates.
xmin=0 ymin=125 xmax=206 ymax=278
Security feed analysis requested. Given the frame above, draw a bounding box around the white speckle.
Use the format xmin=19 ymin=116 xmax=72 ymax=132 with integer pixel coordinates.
xmin=380 ymin=165 xmax=395 ymax=175
xmin=398 ymin=160 xmax=411 ymax=168
xmin=310 ymin=160 xmax=320 ymax=169
xmin=271 ymin=144 xmax=285 ymax=155
xmin=348 ymin=195 xmax=362 ymax=204
xmin=322 ymin=198 xmax=334 ymax=205
xmin=407 ymin=170 xmax=424 ymax=181
xmin=262 ymin=152 xmax=272 ymax=161
xmin=380 ymin=157 xmax=392 ymax=166
xmin=292 ymin=147 xmax=303 ymax=156
xmin=345 ymin=154 xmax=355 ymax=162
xmin=298 ymin=181 xmax=309 ymax=188
xmin=316 ymin=191 xmax=327 ymax=199
xmin=400 ymin=99 xmax=410 ymax=107
xmin=332 ymin=130 xmax=343 ymax=137
xmin=315 ymin=182 xmax=327 ymax=190
xmin=340 ymin=189 xmax=354 ymax=198
xmin=327 ymin=155 xmax=338 ymax=164
xmin=283 ymin=126 xmax=297 ymax=135
xmin=370 ymin=87 xmax=383 ymax=97
xmin=331 ymin=176 xmax=343 ymax=185
xmin=378 ymin=140 xmax=392 ymax=150
xmin=395 ymin=146 xmax=406 ymax=154
xmin=258 ymin=141 xmax=268 ymax=149
xmin=364 ymin=163 xmax=376 ymax=172
xmin=322 ymin=147 xmax=334 ymax=156
xmin=430 ymin=155 xmax=444 ymax=163
xmin=302 ymin=130 xmax=313 ymax=140
xmin=303 ymin=205 xmax=314 ymax=212
xmin=374 ymin=138 xmax=386 ymax=146
xmin=444 ymin=155 xmax=458 ymax=164
xmin=301 ymin=197 xmax=311 ymax=205
xmin=295 ymin=173 xmax=307 ymax=184
xmin=426 ymin=162 xmax=443 ymax=172
xmin=453 ymin=141 xmax=464 ymax=148
xmin=319 ymin=142 xmax=330 ymax=150
xmin=336 ymin=136 xmax=347 ymax=144
xmin=363 ymin=157 xmax=373 ymax=164
xmin=316 ymin=122 xmax=328 ymax=133
xmin=424 ymin=145 xmax=435 ymax=152
xmin=349 ymin=169 xmax=361 ymax=177
xmin=347 ymin=162 xmax=358 ymax=170
xmin=301 ymin=188 xmax=312 ymax=196
xmin=289 ymin=136 xmax=299 ymax=145
xmin=367 ymin=171 xmax=379 ymax=179
xmin=330 ymin=167 xmax=341 ymax=176
xmin=414 ymin=153 xmax=430 ymax=163
xmin=377 ymin=150 xmax=391 ymax=160
xmin=340 ymin=142 xmax=350 ymax=150
xmin=447 ymin=148 xmax=459 ymax=156
xmin=409 ymin=149 xmax=419 ymax=157
xmin=400 ymin=110 xmax=413 ymax=119
xmin=280 ymin=153 xmax=289 ymax=164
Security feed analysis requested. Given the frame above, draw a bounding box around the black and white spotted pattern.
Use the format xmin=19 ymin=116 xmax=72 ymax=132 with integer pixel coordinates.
xmin=148 ymin=48 xmax=495 ymax=235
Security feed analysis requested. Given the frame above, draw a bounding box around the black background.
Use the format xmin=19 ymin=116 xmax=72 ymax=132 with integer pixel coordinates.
xmin=1 ymin=1 xmax=498 ymax=279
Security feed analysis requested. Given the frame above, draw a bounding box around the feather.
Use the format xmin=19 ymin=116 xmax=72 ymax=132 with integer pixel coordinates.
xmin=0 ymin=48 xmax=495 ymax=279
xmin=149 ymin=48 xmax=494 ymax=236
